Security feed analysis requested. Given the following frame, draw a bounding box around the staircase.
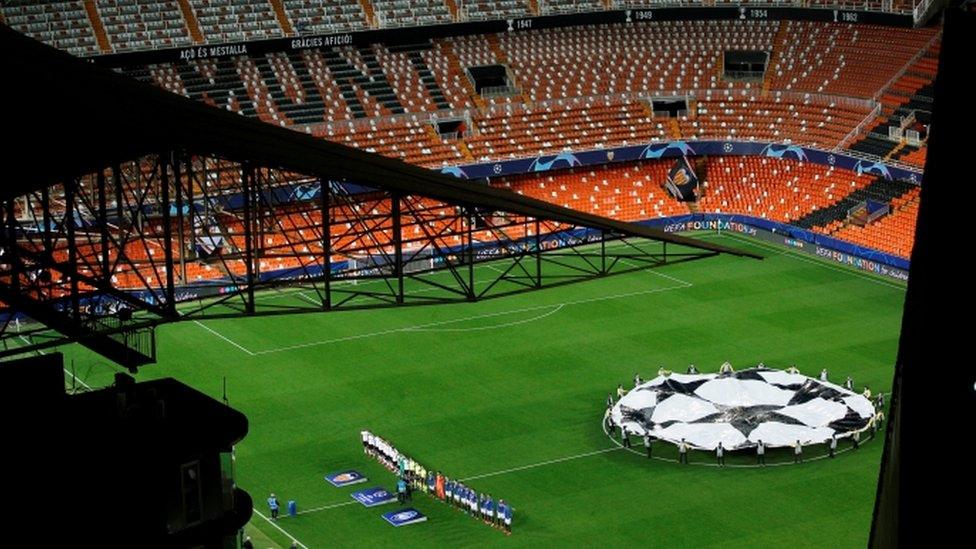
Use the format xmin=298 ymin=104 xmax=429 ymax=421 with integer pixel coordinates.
xmin=175 ymin=58 xmax=257 ymax=117
xmin=359 ymin=0 xmax=377 ymax=28
xmin=177 ymin=0 xmax=205 ymax=44
xmin=668 ymin=119 xmax=682 ymax=139
xmin=269 ymin=0 xmax=294 ymax=36
xmin=441 ymin=41 xmax=486 ymax=112
xmin=83 ymin=0 xmax=112 ymax=53
xmin=445 ymin=0 xmax=460 ymax=21
xmin=457 ymin=140 xmax=474 ymax=161
xmin=251 ymin=53 xmax=328 ymax=125
xmin=486 ymin=34 xmax=508 ymax=64
xmin=763 ymin=21 xmax=788 ymax=97
xmin=389 ymin=43 xmax=453 ymax=110
xmin=321 ymin=47 xmax=404 ymax=118
xmin=883 ymin=141 xmax=907 ymax=161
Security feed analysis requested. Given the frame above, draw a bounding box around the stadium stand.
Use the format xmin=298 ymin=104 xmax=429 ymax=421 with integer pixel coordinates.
xmin=845 ymin=34 xmax=939 ymax=164
xmin=460 ymin=0 xmax=532 ymax=20
xmin=496 ymin=21 xmax=779 ymax=100
xmin=1 ymin=7 xmax=932 ymax=271
xmin=542 ymin=0 xmax=604 ymax=15
xmin=828 ymin=186 xmax=920 ymax=258
xmin=192 ymin=0 xmax=284 ymax=43
xmin=790 ymin=176 xmax=916 ymax=231
xmin=283 ymin=0 xmax=369 ymax=34
xmin=766 ymin=21 xmax=934 ymax=96
xmin=697 ymin=156 xmax=879 ymax=223
xmin=683 ymin=92 xmax=873 ymax=148
xmin=497 ymin=161 xmax=690 ymax=220
xmin=373 ymin=0 xmax=454 ymax=28
xmin=109 ymin=21 xmax=936 ymax=163
xmin=96 ymin=0 xmax=193 ymax=52
xmin=1 ymin=0 xmax=101 ymax=56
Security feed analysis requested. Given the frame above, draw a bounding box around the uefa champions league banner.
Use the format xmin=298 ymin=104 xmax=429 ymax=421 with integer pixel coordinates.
xmin=440 ymin=141 xmax=922 ymax=184
xmin=644 ymin=214 xmax=910 ymax=279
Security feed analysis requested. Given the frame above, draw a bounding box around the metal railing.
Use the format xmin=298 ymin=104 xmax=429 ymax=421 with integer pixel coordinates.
xmin=837 ymin=101 xmax=882 ymax=150
xmin=480 ymin=85 xmax=520 ymax=97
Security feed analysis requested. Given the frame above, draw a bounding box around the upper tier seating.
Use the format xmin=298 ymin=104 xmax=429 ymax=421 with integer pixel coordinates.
xmin=283 ymin=0 xmax=368 ymax=34
xmin=193 ymin=0 xmax=284 ymax=43
xmin=97 ymin=0 xmax=192 ymax=52
xmin=542 ymin=0 xmax=604 ymax=15
xmin=461 ymin=0 xmax=532 ymax=20
xmin=2 ymin=1 xmax=100 ymax=56
xmin=373 ymin=0 xmax=453 ymax=28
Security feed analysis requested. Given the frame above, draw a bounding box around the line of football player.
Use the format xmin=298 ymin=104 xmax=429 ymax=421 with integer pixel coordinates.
xmin=361 ymin=430 xmax=513 ymax=533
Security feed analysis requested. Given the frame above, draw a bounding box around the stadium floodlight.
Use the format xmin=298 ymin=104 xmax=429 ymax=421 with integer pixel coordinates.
xmin=610 ymin=367 xmax=876 ymax=450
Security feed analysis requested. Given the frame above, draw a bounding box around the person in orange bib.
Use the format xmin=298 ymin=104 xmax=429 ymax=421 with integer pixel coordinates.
xmin=435 ymin=471 xmax=446 ymax=500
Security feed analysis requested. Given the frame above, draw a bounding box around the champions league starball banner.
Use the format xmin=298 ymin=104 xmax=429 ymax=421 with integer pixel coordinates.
xmin=611 ymin=367 xmax=876 ymax=450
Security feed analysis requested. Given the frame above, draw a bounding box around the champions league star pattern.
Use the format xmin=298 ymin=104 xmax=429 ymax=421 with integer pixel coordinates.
xmin=610 ymin=367 xmax=876 ymax=450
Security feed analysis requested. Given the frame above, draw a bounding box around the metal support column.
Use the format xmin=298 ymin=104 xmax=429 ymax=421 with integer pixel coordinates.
xmin=600 ymin=229 xmax=607 ymax=275
xmin=173 ymin=153 xmax=187 ymax=285
xmin=320 ymin=180 xmax=332 ymax=310
xmin=466 ymin=207 xmax=475 ymax=300
xmin=112 ymin=163 xmax=124 ymax=225
xmin=40 ymin=186 xmax=52 ymax=256
xmin=241 ymin=162 xmax=256 ymax=315
xmin=160 ymin=154 xmax=177 ymax=317
xmin=96 ymin=169 xmax=110 ymax=284
xmin=534 ymin=218 xmax=542 ymax=288
xmin=64 ymin=178 xmax=80 ymax=328
xmin=391 ymin=192 xmax=404 ymax=304
xmin=4 ymin=200 xmax=19 ymax=296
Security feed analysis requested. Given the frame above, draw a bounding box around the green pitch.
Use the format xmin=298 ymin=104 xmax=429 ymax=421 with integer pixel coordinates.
xmin=56 ymin=232 xmax=906 ymax=547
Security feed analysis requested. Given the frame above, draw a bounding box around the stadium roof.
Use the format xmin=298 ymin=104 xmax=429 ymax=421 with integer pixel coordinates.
xmin=0 ymin=24 xmax=759 ymax=259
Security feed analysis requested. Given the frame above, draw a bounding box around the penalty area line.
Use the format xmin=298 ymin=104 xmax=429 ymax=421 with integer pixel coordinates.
xmin=192 ymin=320 xmax=256 ymax=356
xmin=295 ymin=500 xmax=357 ymax=516
xmin=252 ymin=508 xmax=309 ymax=548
